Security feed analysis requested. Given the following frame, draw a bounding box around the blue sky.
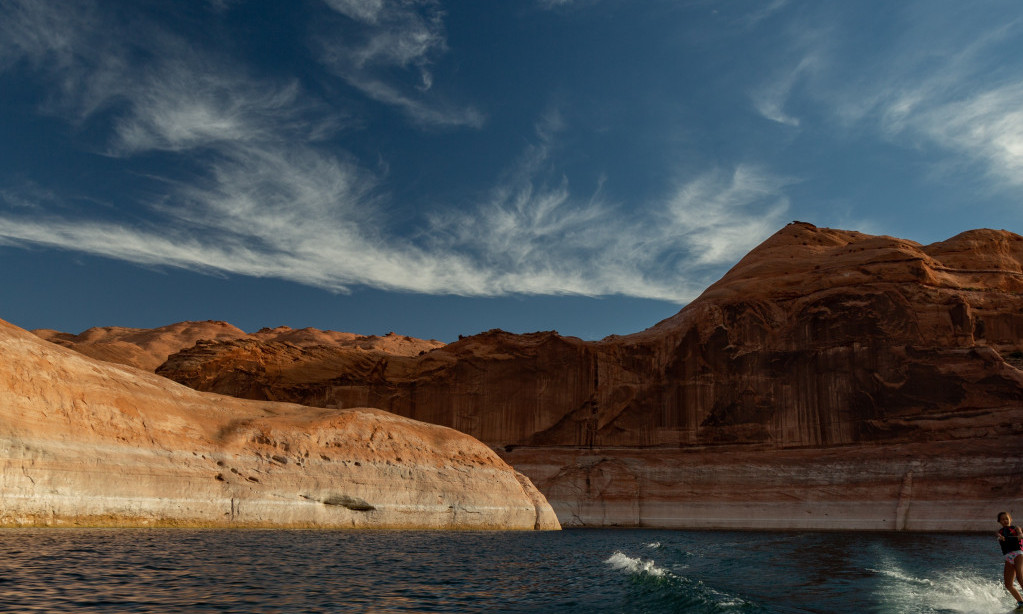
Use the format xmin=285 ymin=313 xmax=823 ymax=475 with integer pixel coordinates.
xmin=1 ymin=0 xmax=1021 ymax=342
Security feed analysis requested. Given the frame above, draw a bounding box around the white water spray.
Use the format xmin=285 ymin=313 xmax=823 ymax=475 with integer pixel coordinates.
xmin=605 ymin=551 xmax=670 ymax=577
xmin=871 ymin=564 xmax=1009 ymax=613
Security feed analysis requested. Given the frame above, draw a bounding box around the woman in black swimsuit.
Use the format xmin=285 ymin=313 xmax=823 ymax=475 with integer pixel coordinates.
xmin=998 ymin=511 xmax=1023 ymax=609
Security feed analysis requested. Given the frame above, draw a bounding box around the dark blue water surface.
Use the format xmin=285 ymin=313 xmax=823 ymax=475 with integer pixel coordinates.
xmin=0 ymin=529 xmax=1013 ymax=613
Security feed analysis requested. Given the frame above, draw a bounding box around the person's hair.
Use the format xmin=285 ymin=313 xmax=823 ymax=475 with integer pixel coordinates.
xmin=999 ymin=511 xmax=1010 ymax=521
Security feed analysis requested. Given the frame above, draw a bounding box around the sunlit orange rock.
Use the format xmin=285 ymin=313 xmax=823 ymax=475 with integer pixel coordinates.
xmin=34 ymin=322 xmax=442 ymax=373
xmin=2 ymin=319 xmax=558 ymax=529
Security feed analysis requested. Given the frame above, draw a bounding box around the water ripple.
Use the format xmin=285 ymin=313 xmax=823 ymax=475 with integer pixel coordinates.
xmin=0 ymin=529 xmax=1004 ymax=613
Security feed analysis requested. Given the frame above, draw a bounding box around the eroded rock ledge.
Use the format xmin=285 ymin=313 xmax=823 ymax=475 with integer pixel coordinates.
xmin=1 ymin=319 xmax=559 ymax=530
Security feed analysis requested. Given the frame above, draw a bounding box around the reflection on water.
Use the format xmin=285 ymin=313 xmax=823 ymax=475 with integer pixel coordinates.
xmin=0 ymin=528 xmax=1006 ymax=613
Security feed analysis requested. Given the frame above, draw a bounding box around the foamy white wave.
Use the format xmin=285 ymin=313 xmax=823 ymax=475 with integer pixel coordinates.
xmin=873 ymin=565 xmax=1007 ymax=614
xmin=645 ymin=541 xmax=662 ymax=549
xmin=605 ymin=551 xmax=750 ymax=610
xmin=929 ymin=573 xmax=1008 ymax=614
xmin=868 ymin=567 xmax=934 ymax=586
xmin=605 ymin=551 xmax=669 ymax=577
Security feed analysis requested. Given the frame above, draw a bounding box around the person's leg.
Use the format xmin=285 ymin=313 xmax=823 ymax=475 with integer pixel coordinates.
xmin=1015 ymin=555 xmax=1023 ymax=596
xmin=1006 ymin=562 xmax=1023 ymax=603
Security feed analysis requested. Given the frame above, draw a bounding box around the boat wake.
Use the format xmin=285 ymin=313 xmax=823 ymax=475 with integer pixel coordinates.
xmin=606 ymin=551 xmax=671 ymax=578
xmin=604 ymin=551 xmax=759 ymax=612
xmin=871 ymin=564 xmax=1009 ymax=613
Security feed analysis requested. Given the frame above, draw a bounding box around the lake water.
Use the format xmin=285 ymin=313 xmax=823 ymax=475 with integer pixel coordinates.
xmin=0 ymin=529 xmax=1014 ymax=613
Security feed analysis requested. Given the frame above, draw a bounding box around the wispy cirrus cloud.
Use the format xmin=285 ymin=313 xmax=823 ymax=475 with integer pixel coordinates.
xmin=0 ymin=121 xmax=792 ymax=303
xmin=751 ymin=55 xmax=819 ymax=128
xmin=0 ymin=154 xmax=792 ymax=301
xmin=865 ymin=18 xmax=1023 ymax=189
xmin=0 ymin=0 xmax=95 ymax=70
xmin=663 ymin=166 xmax=793 ymax=267
xmin=753 ymin=2 xmax=1023 ymax=192
xmin=0 ymin=0 xmax=794 ymax=305
xmin=315 ymin=0 xmax=483 ymax=128
xmin=748 ymin=12 xmax=827 ymax=129
xmin=0 ymin=0 xmax=131 ymax=122
xmin=322 ymin=0 xmax=444 ymax=75
xmin=743 ymin=0 xmax=791 ymax=27
xmin=905 ymin=84 xmax=1023 ymax=188
xmin=112 ymin=66 xmax=342 ymax=155
xmin=536 ymin=0 xmax=580 ymax=9
xmin=0 ymin=143 xmax=482 ymax=295
xmin=0 ymin=0 xmax=333 ymax=154
xmin=424 ymin=113 xmax=792 ymax=300
xmin=337 ymin=74 xmax=485 ymax=128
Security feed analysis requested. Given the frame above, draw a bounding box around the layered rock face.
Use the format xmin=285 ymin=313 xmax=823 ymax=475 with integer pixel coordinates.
xmin=502 ymin=441 xmax=1020 ymax=531
xmin=158 ymin=224 xmax=1023 ymax=447
xmin=53 ymin=224 xmax=1023 ymax=530
xmin=2 ymin=319 xmax=558 ymax=529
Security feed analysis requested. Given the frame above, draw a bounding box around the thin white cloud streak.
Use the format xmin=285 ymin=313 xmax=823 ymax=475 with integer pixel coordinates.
xmin=748 ymin=15 xmax=829 ymax=129
xmin=0 ymin=217 xmax=271 ymax=275
xmin=339 ymin=74 xmax=485 ymax=128
xmin=743 ymin=0 xmax=791 ymax=28
xmin=0 ymin=165 xmax=489 ymax=296
xmin=751 ymin=56 xmax=819 ymax=127
xmin=315 ymin=0 xmax=484 ymax=128
xmin=752 ymin=79 xmax=800 ymax=127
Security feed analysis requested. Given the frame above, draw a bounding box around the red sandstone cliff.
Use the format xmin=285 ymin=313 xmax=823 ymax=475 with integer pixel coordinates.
xmin=39 ymin=223 xmax=1023 ymax=530
xmin=156 ymin=223 xmax=1023 ymax=449
xmin=3 ymin=318 xmax=557 ymax=529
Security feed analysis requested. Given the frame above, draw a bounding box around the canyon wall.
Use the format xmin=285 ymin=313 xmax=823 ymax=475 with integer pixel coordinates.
xmin=42 ymin=223 xmax=1023 ymax=530
xmin=503 ymin=441 xmax=1022 ymax=531
xmin=2 ymin=318 xmax=558 ymax=529
xmin=158 ymin=224 xmax=1023 ymax=451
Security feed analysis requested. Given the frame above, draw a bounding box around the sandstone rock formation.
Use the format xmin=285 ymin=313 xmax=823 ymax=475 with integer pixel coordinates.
xmin=50 ymin=223 xmax=1023 ymax=530
xmin=158 ymin=224 xmax=1023 ymax=444
xmin=1 ymin=318 xmax=558 ymax=529
xmin=34 ymin=321 xmax=443 ymax=373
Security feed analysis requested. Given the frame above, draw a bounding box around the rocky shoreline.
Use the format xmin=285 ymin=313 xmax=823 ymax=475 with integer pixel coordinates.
xmin=502 ymin=437 xmax=1022 ymax=531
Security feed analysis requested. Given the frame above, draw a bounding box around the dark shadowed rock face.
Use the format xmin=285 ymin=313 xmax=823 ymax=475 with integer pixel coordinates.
xmin=156 ymin=223 xmax=1023 ymax=450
